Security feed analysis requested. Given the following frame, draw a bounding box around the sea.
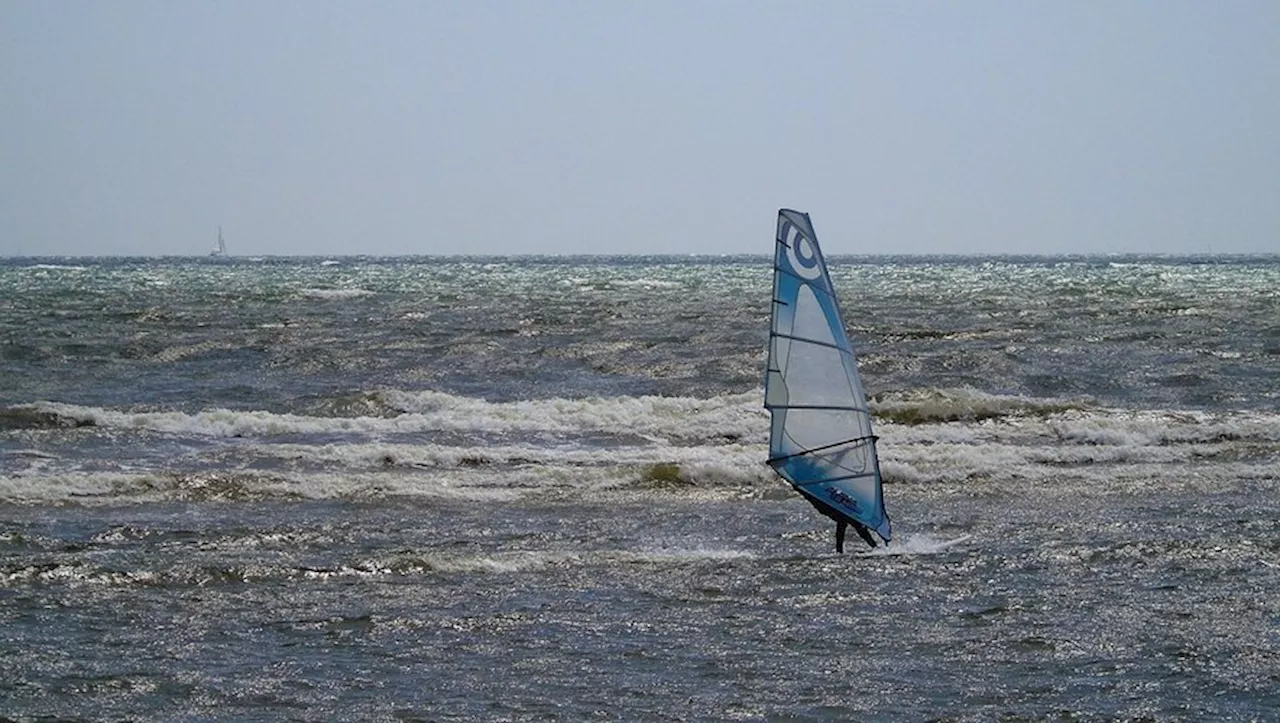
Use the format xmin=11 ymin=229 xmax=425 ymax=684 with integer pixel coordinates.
xmin=1 ymin=254 xmax=1277 ymax=721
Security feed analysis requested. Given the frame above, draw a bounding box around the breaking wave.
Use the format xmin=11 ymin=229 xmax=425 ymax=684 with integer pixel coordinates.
xmin=5 ymin=389 xmax=1278 ymax=505
xmin=8 ymin=387 xmax=1095 ymax=437
xmin=870 ymin=387 xmax=1091 ymax=425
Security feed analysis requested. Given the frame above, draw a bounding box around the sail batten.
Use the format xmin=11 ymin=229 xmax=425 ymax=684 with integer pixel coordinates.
xmin=765 ymin=208 xmax=892 ymax=542
xmin=769 ymin=333 xmax=854 ymax=352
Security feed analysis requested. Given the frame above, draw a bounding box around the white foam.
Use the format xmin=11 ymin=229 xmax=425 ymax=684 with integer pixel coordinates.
xmin=625 ymin=546 xmax=757 ymax=563
xmin=302 ymin=551 xmax=580 ymax=576
xmin=27 ymin=390 xmax=768 ymax=443
xmin=1 ymin=564 xmax=159 ymax=586
xmin=381 ymin=389 xmax=768 ymax=443
xmin=13 ymin=390 xmax=1279 ymax=504
xmin=861 ymin=533 xmax=973 ymax=557
xmin=0 ymin=471 xmax=142 ymax=503
xmin=1048 ymin=409 xmax=1280 ymax=446
xmin=298 ymin=287 xmax=374 ymax=300
xmin=300 ymin=547 xmax=754 ymax=578
xmin=608 ymin=278 xmax=682 ymax=290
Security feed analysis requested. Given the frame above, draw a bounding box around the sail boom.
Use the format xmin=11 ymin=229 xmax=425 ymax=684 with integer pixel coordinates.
xmin=764 ymin=403 xmax=871 ymax=413
xmin=767 ymin=434 xmax=878 ymax=465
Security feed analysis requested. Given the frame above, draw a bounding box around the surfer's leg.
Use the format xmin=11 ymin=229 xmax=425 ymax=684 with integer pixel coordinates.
xmin=835 ymin=521 xmax=847 ymax=554
xmin=852 ymin=522 xmax=878 ymax=549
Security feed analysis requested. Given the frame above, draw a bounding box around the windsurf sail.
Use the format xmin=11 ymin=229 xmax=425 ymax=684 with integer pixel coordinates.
xmin=765 ymin=209 xmax=891 ymax=542
xmin=211 ymin=226 xmax=227 ymax=257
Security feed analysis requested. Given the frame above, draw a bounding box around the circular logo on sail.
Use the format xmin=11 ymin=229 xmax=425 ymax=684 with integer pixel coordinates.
xmin=785 ymin=225 xmax=823 ymax=281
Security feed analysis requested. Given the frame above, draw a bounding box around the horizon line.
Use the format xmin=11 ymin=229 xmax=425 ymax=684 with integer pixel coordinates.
xmin=3 ymin=251 xmax=1277 ymax=261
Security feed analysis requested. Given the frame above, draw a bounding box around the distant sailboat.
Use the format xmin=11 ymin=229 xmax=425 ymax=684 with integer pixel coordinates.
xmin=765 ymin=209 xmax=891 ymax=550
xmin=210 ymin=226 xmax=227 ymax=257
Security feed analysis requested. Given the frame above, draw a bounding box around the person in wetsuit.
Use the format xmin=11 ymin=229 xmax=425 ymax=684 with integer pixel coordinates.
xmin=803 ymin=494 xmax=878 ymax=553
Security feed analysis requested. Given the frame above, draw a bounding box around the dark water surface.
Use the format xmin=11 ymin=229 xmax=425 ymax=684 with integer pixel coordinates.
xmin=2 ymin=256 xmax=1277 ymax=720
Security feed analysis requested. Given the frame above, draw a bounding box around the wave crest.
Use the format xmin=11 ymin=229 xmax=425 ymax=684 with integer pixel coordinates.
xmin=871 ymin=388 xmax=1088 ymax=425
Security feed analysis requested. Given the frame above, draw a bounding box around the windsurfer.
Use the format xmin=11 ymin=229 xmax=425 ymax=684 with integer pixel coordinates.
xmin=803 ymin=495 xmax=878 ymax=553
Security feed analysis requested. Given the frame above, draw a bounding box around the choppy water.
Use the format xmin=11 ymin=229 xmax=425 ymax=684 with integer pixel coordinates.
xmin=1 ymin=255 xmax=1278 ymax=720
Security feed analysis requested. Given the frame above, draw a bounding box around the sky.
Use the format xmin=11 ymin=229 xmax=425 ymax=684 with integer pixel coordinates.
xmin=2 ymin=1 xmax=1278 ymax=257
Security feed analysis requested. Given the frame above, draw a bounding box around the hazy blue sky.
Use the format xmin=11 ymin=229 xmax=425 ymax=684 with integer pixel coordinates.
xmin=3 ymin=1 xmax=1277 ymax=256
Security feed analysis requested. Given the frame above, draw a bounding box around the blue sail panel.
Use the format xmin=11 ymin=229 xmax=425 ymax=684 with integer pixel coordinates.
xmin=765 ymin=209 xmax=891 ymax=541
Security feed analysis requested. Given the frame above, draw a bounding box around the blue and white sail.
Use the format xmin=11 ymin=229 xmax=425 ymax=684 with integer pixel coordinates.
xmin=765 ymin=209 xmax=891 ymax=542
